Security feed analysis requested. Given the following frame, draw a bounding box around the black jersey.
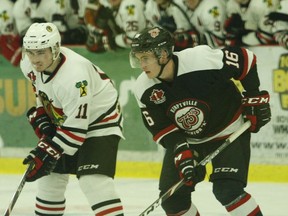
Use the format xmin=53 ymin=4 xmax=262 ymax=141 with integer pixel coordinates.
xmin=133 ymin=45 xmax=259 ymax=148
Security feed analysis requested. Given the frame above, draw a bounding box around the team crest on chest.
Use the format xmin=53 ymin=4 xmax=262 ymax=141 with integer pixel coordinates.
xmin=150 ymin=89 xmax=166 ymax=104
xmin=126 ymin=5 xmax=135 ymax=16
xmin=75 ymin=80 xmax=88 ymax=97
xmin=169 ymin=99 xmax=209 ymax=136
xmin=38 ymin=91 xmax=67 ymax=126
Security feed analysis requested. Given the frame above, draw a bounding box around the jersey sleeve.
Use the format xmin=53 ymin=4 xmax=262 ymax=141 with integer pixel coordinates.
xmin=221 ymin=46 xmax=260 ymax=92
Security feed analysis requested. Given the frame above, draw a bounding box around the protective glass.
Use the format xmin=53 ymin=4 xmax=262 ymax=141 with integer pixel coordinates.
xmin=129 ymin=51 xmax=158 ymax=68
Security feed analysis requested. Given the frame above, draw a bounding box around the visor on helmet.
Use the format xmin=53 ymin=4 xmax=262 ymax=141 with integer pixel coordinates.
xmin=129 ymin=51 xmax=159 ymax=68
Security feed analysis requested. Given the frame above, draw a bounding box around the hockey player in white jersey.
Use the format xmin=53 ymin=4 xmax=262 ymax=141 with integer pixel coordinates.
xmin=84 ymin=0 xmax=146 ymax=52
xmin=12 ymin=0 xmax=66 ymax=37
xmin=181 ymin=0 xmax=227 ymax=48
xmin=130 ymin=26 xmax=271 ymax=216
xmin=13 ymin=0 xmax=88 ymax=44
xmin=108 ymin=0 xmax=146 ymax=48
xmin=0 ymin=0 xmax=22 ymax=66
xmin=268 ymin=0 xmax=288 ymax=49
xmin=145 ymin=0 xmax=198 ymax=51
xmin=144 ymin=0 xmax=191 ymax=33
xmin=224 ymin=0 xmax=280 ymax=46
xmin=21 ymin=22 xmax=124 ymax=215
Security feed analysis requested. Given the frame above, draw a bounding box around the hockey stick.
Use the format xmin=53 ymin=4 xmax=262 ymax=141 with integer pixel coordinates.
xmin=4 ymin=163 xmax=34 ymax=216
xmin=138 ymin=120 xmax=251 ymax=216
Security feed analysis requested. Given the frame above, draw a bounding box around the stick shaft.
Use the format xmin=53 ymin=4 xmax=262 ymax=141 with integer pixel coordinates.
xmin=138 ymin=121 xmax=251 ymax=216
xmin=4 ymin=163 xmax=33 ymax=216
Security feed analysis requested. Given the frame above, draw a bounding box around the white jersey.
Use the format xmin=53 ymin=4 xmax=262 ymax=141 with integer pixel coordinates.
xmin=112 ymin=0 xmax=146 ymax=48
xmin=13 ymin=0 xmax=67 ymax=35
xmin=144 ymin=0 xmax=191 ymax=32
xmin=64 ymin=0 xmax=88 ymax=28
xmin=183 ymin=0 xmax=226 ymax=47
xmin=226 ymin=0 xmax=280 ymax=45
xmin=21 ymin=47 xmax=124 ymax=155
xmin=272 ymin=0 xmax=288 ymax=32
xmin=0 ymin=0 xmax=15 ymax=34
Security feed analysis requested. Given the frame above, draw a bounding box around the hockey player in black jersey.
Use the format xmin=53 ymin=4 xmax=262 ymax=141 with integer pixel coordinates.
xmin=129 ymin=26 xmax=271 ymax=216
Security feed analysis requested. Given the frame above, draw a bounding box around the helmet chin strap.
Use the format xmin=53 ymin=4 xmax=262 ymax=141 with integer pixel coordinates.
xmin=156 ymin=58 xmax=170 ymax=79
xmin=43 ymin=50 xmax=60 ymax=72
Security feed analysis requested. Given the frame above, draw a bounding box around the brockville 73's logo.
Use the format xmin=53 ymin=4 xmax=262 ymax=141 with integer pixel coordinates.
xmin=273 ymin=53 xmax=288 ymax=110
xmin=168 ymin=99 xmax=209 ymax=136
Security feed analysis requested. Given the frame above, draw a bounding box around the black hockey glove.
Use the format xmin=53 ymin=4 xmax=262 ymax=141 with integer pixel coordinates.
xmin=224 ymin=13 xmax=245 ymax=36
xmin=242 ymin=90 xmax=271 ymax=133
xmin=174 ymin=142 xmax=205 ymax=186
xmin=23 ymin=137 xmax=63 ymax=182
xmin=26 ymin=106 xmax=56 ymax=139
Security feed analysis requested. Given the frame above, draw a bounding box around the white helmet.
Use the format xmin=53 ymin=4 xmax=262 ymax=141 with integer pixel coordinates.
xmin=23 ymin=22 xmax=61 ymax=60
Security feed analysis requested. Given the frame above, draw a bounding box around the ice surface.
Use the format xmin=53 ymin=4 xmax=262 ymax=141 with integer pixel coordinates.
xmin=1 ymin=175 xmax=287 ymax=215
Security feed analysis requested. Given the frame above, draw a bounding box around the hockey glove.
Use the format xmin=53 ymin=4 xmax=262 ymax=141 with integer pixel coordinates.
xmin=242 ymin=90 xmax=271 ymax=133
xmin=27 ymin=106 xmax=56 ymax=139
xmin=274 ymin=31 xmax=288 ymax=49
xmin=174 ymin=143 xmax=204 ymax=186
xmin=224 ymin=13 xmax=245 ymax=36
xmin=174 ymin=30 xmax=200 ymax=51
xmin=23 ymin=137 xmax=63 ymax=182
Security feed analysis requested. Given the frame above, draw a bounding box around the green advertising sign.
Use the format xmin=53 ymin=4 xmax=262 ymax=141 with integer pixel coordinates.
xmin=0 ymin=47 xmax=156 ymax=151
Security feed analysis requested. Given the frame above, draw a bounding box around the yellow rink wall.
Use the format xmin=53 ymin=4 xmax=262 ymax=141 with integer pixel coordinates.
xmin=1 ymin=158 xmax=288 ymax=182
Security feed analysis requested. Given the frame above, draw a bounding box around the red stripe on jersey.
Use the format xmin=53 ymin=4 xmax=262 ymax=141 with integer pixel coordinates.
xmin=226 ymin=193 xmax=251 ymax=212
xmin=57 ymin=128 xmax=85 ymax=142
xmin=100 ymin=112 xmax=119 ymax=123
xmin=96 ymin=206 xmax=123 ymax=216
xmin=36 ymin=204 xmax=65 ymax=211
xmin=227 ymin=106 xmax=242 ymax=125
xmin=251 ymin=54 xmax=256 ymax=68
xmin=238 ymin=48 xmax=249 ymax=80
xmin=248 ymin=206 xmax=261 ymax=216
xmin=153 ymin=124 xmax=178 ymax=142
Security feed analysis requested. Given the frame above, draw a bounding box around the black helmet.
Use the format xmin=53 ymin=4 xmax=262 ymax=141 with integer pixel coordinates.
xmin=131 ymin=26 xmax=174 ymax=53
xmin=130 ymin=26 xmax=174 ymax=68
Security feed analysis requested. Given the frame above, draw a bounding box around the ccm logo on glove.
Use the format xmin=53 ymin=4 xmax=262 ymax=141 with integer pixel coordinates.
xmin=242 ymin=90 xmax=271 ymax=133
xmin=242 ymin=94 xmax=269 ymax=105
xmin=38 ymin=140 xmax=62 ymax=160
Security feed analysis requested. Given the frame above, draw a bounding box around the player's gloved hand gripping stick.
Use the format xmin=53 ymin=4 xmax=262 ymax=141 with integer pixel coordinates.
xmin=138 ymin=120 xmax=251 ymax=216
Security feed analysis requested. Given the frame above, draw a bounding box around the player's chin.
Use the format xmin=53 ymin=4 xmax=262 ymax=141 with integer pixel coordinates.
xmin=144 ymin=71 xmax=154 ymax=79
xmin=32 ymin=64 xmax=43 ymax=72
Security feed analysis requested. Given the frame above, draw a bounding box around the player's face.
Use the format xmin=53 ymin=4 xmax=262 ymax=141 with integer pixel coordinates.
xmin=134 ymin=52 xmax=161 ymax=79
xmin=25 ymin=48 xmax=54 ymax=72
xmin=184 ymin=0 xmax=200 ymax=10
